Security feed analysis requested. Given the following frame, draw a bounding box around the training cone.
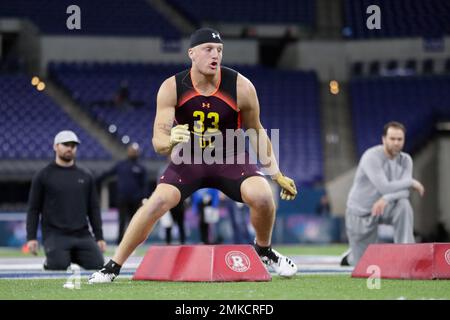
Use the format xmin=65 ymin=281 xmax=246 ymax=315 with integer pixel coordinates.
xmin=133 ymin=245 xmax=271 ymax=282
xmin=351 ymin=243 xmax=450 ymax=280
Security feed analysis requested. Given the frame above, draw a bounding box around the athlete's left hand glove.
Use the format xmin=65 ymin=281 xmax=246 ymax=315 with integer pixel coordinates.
xmin=273 ymin=173 xmax=297 ymax=201
xmin=170 ymin=124 xmax=190 ymax=146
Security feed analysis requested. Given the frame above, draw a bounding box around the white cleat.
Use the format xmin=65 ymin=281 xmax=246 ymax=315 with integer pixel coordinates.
xmin=88 ymin=269 xmax=117 ymax=284
xmin=260 ymin=248 xmax=298 ymax=277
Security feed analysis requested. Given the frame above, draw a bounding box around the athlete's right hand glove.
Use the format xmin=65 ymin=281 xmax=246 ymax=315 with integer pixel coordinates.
xmin=170 ymin=124 xmax=190 ymax=147
xmin=273 ymin=173 xmax=298 ymax=201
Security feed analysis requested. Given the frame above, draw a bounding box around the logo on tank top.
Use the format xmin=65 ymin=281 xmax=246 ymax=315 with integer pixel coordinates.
xmin=202 ymin=102 xmax=211 ymax=109
xmin=225 ymin=251 xmax=250 ymax=273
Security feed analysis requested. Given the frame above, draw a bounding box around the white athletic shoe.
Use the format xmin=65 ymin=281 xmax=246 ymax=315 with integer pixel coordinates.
xmin=88 ymin=268 xmax=117 ymax=284
xmin=259 ymin=248 xmax=298 ymax=277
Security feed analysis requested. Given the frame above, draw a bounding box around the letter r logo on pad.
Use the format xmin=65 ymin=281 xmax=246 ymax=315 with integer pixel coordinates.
xmin=231 ymin=256 xmax=244 ymax=268
xmin=225 ymin=251 xmax=250 ymax=272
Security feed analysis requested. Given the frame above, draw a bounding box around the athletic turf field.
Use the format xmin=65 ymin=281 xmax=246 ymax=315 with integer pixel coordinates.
xmin=1 ymin=245 xmax=449 ymax=300
xmin=2 ymin=275 xmax=450 ymax=300
xmin=0 ymin=244 xmax=348 ymax=258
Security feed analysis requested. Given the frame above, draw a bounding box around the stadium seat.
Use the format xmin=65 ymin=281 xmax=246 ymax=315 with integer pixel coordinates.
xmin=343 ymin=0 xmax=450 ymax=39
xmin=350 ymin=74 xmax=450 ymax=156
xmin=166 ymin=0 xmax=315 ymax=26
xmin=0 ymin=74 xmax=112 ymax=160
xmin=0 ymin=0 xmax=180 ymax=37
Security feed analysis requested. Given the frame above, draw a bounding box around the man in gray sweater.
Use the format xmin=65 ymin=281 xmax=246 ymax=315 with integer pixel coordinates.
xmin=341 ymin=121 xmax=425 ymax=266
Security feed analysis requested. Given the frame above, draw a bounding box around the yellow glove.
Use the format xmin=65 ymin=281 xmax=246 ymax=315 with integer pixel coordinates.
xmin=273 ymin=173 xmax=297 ymax=201
xmin=170 ymin=124 xmax=190 ymax=146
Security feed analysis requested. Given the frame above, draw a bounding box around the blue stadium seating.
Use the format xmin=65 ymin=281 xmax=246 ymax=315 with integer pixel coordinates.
xmin=167 ymin=0 xmax=315 ymax=26
xmin=0 ymin=0 xmax=180 ymax=37
xmin=350 ymin=75 xmax=450 ymax=156
xmin=49 ymin=62 xmax=323 ymax=184
xmin=344 ymin=0 xmax=450 ymax=39
xmin=0 ymin=74 xmax=112 ymax=160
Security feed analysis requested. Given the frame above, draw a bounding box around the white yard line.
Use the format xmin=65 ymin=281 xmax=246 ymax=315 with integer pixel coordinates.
xmin=0 ymin=255 xmax=353 ymax=279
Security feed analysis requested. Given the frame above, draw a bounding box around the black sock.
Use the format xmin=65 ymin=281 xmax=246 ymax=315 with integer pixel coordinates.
xmin=253 ymin=242 xmax=276 ymax=259
xmin=254 ymin=242 xmax=269 ymax=255
xmin=102 ymin=259 xmax=122 ymax=275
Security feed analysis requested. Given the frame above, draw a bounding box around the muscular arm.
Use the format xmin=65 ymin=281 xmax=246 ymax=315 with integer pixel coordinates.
xmin=152 ymin=76 xmax=177 ymax=155
xmin=362 ymin=152 xmax=413 ymax=195
xmin=237 ymin=74 xmax=281 ymax=178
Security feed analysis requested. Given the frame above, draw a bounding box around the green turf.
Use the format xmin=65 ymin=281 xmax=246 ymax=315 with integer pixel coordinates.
xmin=0 ymin=275 xmax=449 ymax=300
xmin=0 ymin=244 xmax=348 ymax=258
xmin=276 ymin=244 xmax=348 ymax=256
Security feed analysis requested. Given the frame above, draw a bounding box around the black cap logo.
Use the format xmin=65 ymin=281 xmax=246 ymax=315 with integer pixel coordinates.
xmin=189 ymin=28 xmax=223 ymax=48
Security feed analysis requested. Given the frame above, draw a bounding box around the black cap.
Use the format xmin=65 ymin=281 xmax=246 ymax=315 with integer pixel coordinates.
xmin=189 ymin=27 xmax=223 ymax=48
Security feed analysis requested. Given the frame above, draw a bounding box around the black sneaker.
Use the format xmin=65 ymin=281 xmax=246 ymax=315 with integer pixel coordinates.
xmin=340 ymin=250 xmax=351 ymax=266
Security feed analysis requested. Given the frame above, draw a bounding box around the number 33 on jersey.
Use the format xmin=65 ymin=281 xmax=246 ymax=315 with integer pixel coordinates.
xmin=175 ymin=67 xmax=241 ymax=152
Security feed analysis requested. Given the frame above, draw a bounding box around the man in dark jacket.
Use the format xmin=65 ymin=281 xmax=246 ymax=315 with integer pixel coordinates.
xmin=97 ymin=143 xmax=148 ymax=243
xmin=26 ymin=130 xmax=106 ymax=270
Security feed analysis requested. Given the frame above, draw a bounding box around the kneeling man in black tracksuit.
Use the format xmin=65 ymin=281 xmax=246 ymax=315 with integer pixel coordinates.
xmin=26 ymin=130 xmax=106 ymax=270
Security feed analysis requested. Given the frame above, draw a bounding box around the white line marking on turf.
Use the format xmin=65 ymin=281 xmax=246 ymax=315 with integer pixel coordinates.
xmin=0 ymin=255 xmax=353 ymax=279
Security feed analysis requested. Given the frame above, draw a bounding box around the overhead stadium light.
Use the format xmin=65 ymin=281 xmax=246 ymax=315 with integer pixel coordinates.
xmin=37 ymin=82 xmax=46 ymax=91
xmin=31 ymin=76 xmax=40 ymax=86
xmin=121 ymin=135 xmax=130 ymax=144
xmin=329 ymin=80 xmax=339 ymax=95
xmin=108 ymin=124 xmax=117 ymax=133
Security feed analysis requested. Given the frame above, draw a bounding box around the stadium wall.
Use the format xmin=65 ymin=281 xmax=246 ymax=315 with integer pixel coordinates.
xmin=280 ymin=37 xmax=450 ymax=81
xmin=438 ymin=136 xmax=450 ymax=233
xmin=411 ymin=139 xmax=439 ymax=238
xmin=40 ymin=36 xmax=258 ymax=74
xmin=325 ymin=167 xmax=355 ymax=216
